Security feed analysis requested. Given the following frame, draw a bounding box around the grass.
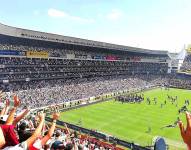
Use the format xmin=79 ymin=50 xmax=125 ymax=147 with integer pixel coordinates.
xmin=59 ymin=88 xmax=191 ymax=149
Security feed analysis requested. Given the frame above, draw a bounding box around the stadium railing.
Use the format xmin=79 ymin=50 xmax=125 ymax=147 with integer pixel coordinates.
xmin=45 ymin=117 xmax=151 ymax=150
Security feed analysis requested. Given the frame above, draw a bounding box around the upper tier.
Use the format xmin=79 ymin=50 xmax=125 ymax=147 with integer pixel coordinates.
xmin=0 ymin=22 xmax=169 ymax=56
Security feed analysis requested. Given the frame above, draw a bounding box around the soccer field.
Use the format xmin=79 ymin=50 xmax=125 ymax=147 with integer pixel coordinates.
xmin=59 ymin=88 xmax=191 ymax=149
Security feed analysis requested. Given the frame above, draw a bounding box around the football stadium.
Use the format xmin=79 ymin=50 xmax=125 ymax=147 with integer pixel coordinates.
xmin=0 ymin=21 xmax=191 ymax=150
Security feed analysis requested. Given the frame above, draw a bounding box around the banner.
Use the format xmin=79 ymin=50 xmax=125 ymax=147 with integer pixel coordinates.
xmin=26 ymin=51 xmax=49 ymax=58
xmin=106 ymin=55 xmax=117 ymax=61
xmin=0 ymin=50 xmax=24 ymax=56
xmin=92 ymin=55 xmax=102 ymax=60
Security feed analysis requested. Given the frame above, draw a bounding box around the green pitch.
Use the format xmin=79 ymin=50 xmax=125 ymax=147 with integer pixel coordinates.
xmin=60 ymin=88 xmax=190 ymax=149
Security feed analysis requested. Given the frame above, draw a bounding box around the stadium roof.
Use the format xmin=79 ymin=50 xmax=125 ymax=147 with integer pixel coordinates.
xmin=0 ymin=22 xmax=169 ymax=55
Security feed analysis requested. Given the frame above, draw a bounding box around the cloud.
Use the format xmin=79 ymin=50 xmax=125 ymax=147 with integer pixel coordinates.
xmin=106 ymin=9 xmax=123 ymax=21
xmin=48 ymin=8 xmax=67 ymax=18
xmin=48 ymin=8 xmax=94 ymax=23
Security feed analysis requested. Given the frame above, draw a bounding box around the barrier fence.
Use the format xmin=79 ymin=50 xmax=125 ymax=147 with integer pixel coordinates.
xmin=45 ymin=117 xmax=151 ymax=150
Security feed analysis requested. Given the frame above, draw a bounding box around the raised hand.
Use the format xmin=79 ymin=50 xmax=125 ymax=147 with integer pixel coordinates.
xmin=179 ymin=112 xmax=191 ymax=149
xmin=13 ymin=95 xmax=20 ymax=107
xmin=52 ymin=112 xmax=60 ymax=120
xmin=5 ymin=99 xmax=10 ymax=107
xmin=5 ymin=96 xmax=20 ymax=125
xmin=38 ymin=113 xmax=45 ymax=121
xmin=0 ymin=91 xmax=4 ymax=98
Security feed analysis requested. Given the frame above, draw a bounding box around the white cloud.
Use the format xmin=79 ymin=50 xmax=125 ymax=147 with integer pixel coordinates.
xmin=106 ymin=9 xmax=123 ymax=21
xmin=48 ymin=8 xmax=94 ymax=23
xmin=48 ymin=8 xmax=68 ymax=18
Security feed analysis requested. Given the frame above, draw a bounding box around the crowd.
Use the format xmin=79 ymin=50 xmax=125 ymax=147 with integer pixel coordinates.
xmin=1 ymin=75 xmax=159 ymax=108
xmin=0 ymin=78 xmax=191 ymax=150
xmin=1 ymin=40 xmax=191 ymax=149
xmin=0 ymin=73 xmax=189 ymax=109
xmin=0 ymin=57 xmax=168 ymax=82
xmin=116 ymin=93 xmax=144 ymax=103
xmin=168 ymin=77 xmax=191 ymax=89
xmin=1 ymin=32 xmax=191 ymax=149
xmin=0 ymin=55 xmax=187 ymax=110
xmin=0 ymin=95 xmax=124 ymax=150
xmin=0 ymin=55 xmax=168 ymax=109
xmin=180 ymin=54 xmax=191 ymax=72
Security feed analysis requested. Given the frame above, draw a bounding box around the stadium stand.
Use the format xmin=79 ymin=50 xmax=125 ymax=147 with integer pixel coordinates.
xmin=180 ymin=53 xmax=191 ymax=72
xmin=1 ymin=22 xmax=191 ymax=149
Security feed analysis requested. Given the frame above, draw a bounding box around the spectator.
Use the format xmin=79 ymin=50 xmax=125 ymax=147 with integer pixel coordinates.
xmin=179 ymin=112 xmax=191 ymax=150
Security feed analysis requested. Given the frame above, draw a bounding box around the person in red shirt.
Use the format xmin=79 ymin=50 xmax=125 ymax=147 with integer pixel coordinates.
xmin=1 ymin=113 xmax=45 ymax=150
xmin=0 ymin=95 xmax=31 ymax=149
xmin=1 ymin=95 xmax=21 ymax=147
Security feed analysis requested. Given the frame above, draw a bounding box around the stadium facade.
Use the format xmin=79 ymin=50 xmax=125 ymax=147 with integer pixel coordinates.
xmin=0 ymin=22 xmax=169 ymax=55
xmin=0 ymin=22 xmax=171 ymax=77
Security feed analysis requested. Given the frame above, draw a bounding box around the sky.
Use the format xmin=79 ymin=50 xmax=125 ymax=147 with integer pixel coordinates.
xmin=0 ymin=0 xmax=191 ymax=52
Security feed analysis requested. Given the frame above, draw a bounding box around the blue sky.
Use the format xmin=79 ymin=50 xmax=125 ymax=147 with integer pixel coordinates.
xmin=0 ymin=0 xmax=191 ymax=52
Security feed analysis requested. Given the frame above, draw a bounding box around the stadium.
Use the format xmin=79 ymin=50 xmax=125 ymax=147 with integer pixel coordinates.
xmin=0 ymin=21 xmax=191 ymax=150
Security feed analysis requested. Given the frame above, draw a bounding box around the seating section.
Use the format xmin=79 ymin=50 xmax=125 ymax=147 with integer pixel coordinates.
xmin=180 ymin=54 xmax=191 ymax=72
xmin=0 ymin=57 xmax=168 ymax=83
xmin=0 ymin=56 xmax=169 ymax=109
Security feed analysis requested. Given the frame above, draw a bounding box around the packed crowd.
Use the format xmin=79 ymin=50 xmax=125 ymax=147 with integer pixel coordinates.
xmin=0 ymin=71 xmax=189 ymax=109
xmin=0 ymin=55 xmax=187 ymax=110
xmin=180 ymin=54 xmax=191 ymax=72
xmin=115 ymin=93 xmax=144 ymax=103
xmin=2 ymin=75 xmax=160 ymax=108
xmin=0 ymin=95 xmax=124 ymax=150
xmin=0 ymin=57 xmax=168 ymax=82
xmin=168 ymin=77 xmax=191 ymax=89
xmin=0 ymin=53 xmax=167 ymax=110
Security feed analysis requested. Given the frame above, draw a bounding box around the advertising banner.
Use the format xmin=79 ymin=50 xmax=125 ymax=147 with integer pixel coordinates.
xmin=106 ymin=55 xmax=117 ymax=60
xmin=0 ymin=50 xmax=24 ymax=56
xmin=26 ymin=51 xmax=49 ymax=58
